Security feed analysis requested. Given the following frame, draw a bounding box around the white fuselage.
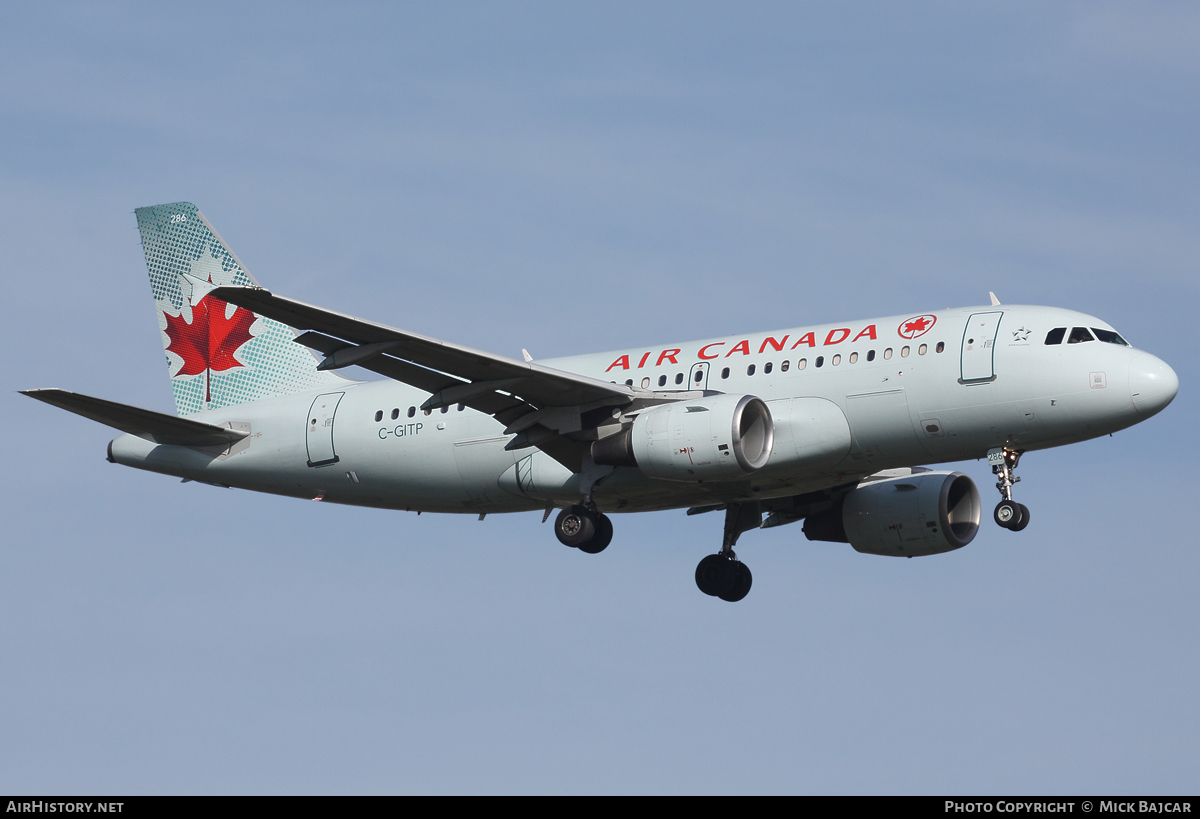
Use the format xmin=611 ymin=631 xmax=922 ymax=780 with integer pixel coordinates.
xmin=108 ymin=304 xmax=1177 ymax=514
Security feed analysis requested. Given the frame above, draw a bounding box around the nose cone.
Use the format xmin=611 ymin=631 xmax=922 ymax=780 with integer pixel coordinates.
xmin=1128 ymin=353 xmax=1179 ymax=418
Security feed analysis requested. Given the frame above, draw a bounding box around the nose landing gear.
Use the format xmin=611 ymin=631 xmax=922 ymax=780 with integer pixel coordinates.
xmin=695 ymin=503 xmax=759 ymax=602
xmin=990 ymin=447 xmax=1030 ymax=531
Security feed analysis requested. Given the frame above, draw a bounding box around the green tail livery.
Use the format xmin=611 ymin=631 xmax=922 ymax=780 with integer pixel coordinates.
xmin=136 ymin=202 xmax=346 ymax=416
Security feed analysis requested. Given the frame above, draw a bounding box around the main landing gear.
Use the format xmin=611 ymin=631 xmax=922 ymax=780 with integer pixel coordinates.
xmin=552 ymin=496 xmax=759 ymax=602
xmin=695 ymin=503 xmax=759 ymax=603
xmin=554 ymin=504 xmax=613 ymax=554
xmin=990 ymin=447 xmax=1030 ymax=532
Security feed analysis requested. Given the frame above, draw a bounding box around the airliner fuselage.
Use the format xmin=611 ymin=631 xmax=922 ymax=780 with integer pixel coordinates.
xmin=107 ymin=304 xmax=1175 ymax=514
xmin=26 ymin=203 xmax=1179 ymax=602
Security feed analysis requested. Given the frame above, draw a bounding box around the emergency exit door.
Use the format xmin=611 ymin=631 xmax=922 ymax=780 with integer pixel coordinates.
xmin=688 ymin=362 xmax=710 ymax=390
xmin=960 ymin=312 xmax=1003 ymax=383
xmin=306 ymin=392 xmax=344 ymax=466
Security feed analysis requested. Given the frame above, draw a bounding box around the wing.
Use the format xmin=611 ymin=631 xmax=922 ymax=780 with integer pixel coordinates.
xmin=211 ymin=286 xmax=640 ymax=470
xmin=21 ymin=389 xmax=249 ymax=447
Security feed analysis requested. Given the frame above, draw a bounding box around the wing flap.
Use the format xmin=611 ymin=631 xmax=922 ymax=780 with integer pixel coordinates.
xmin=210 ymin=286 xmax=637 ymax=474
xmin=211 ymin=286 xmax=632 ymax=409
xmin=292 ymin=330 xmax=529 ymax=416
xmin=21 ymin=389 xmax=249 ymax=447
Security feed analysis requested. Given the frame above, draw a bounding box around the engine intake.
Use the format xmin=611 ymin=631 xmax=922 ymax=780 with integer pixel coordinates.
xmin=591 ymin=394 xmax=773 ymax=482
xmin=803 ymin=471 xmax=981 ymax=557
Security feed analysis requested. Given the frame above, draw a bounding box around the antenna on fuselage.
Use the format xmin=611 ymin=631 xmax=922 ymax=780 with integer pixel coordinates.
xmin=989 ymin=292 xmax=1001 ymax=306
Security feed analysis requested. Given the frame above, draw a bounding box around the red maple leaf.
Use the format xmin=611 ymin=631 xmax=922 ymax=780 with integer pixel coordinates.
xmin=903 ymin=317 xmax=930 ymax=335
xmin=163 ymin=292 xmax=256 ymax=403
xmin=899 ymin=315 xmax=937 ymax=338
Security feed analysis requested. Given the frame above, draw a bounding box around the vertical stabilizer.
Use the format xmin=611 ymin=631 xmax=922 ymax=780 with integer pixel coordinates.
xmin=136 ymin=203 xmax=345 ymax=416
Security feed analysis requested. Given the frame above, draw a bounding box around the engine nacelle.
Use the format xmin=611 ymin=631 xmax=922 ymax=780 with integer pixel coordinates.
xmin=803 ymin=471 xmax=981 ymax=557
xmin=591 ymin=394 xmax=773 ymax=482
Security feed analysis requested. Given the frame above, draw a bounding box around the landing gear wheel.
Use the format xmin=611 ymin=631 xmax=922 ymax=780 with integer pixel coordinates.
xmin=555 ymin=505 xmax=597 ymax=547
xmin=994 ymin=500 xmax=1025 ymax=530
xmin=719 ymin=562 xmax=753 ymax=602
xmin=1009 ymin=503 xmax=1031 ymax=532
xmin=578 ymin=512 xmax=613 ymax=554
xmin=695 ymin=554 xmax=737 ymax=597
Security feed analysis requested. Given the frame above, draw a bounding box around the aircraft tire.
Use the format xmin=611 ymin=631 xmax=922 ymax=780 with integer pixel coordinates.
xmin=719 ymin=562 xmax=753 ymax=602
xmin=695 ymin=554 xmax=737 ymax=597
xmin=578 ymin=513 xmax=613 ymax=554
xmin=1009 ymin=503 xmax=1031 ymax=532
xmin=555 ymin=505 xmax=597 ymax=548
xmin=993 ymin=500 xmax=1023 ymax=530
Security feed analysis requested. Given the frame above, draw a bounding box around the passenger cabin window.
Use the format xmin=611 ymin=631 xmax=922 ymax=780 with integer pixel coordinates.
xmin=658 ymin=375 xmax=667 ymax=387
xmin=391 ymin=408 xmax=400 ymax=420
xmin=1068 ymin=327 xmax=1094 ymax=344
xmin=747 ymin=364 xmax=756 ymax=376
xmin=374 ymin=410 xmax=383 ymax=422
xmin=764 ymin=362 xmax=772 ymax=374
xmin=849 ymin=352 xmax=858 ymax=363
xmin=694 ymin=370 xmax=704 ymax=384
xmin=1045 ymin=327 xmax=1066 ymax=345
xmin=936 ymin=341 xmax=945 ymax=353
xmin=901 ymin=346 xmax=910 ymax=358
xmin=815 ymin=356 xmax=824 ymax=368
xmin=675 ymin=373 xmax=684 ymax=385
xmin=831 ymin=354 xmax=841 ymax=365
xmin=780 ymin=360 xmax=790 ymax=372
xmin=721 ymin=367 xmax=730 ymax=379
xmin=797 ymin=358 xmax=807 ymax=370
xmin=408 ymin=406 xmax=416 ymax=417
xmin=918 ymin=344 xmax=927 ymax=355
xmin=883 ymin=348 xmax=893 ymax=360
xmin=625 ymin=379 xmax=633 ymax=387
xmin=867 ymin=350 xmax=876 ymax=362
xmin=457 ymin=403 xmax=465 ymax=411
xmin=1092 ymin=328 xmax=1129 ymax=346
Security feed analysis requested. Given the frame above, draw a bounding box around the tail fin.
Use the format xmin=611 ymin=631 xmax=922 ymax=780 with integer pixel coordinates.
xmin=136 ymin=202 xmax=345 ymax=416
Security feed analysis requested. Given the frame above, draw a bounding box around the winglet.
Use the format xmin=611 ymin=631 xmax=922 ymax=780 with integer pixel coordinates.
xmin=989 ymin=291 xmax=1001 ymax=306
xmin=522 ymin=348 xmax=533 ymax=362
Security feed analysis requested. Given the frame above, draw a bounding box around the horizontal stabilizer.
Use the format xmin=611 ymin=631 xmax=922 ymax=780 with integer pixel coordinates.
xmin=20 ymin=389 xmax=250 ymax=447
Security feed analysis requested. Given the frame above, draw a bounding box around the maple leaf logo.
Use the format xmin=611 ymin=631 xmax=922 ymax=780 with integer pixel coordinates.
xmin=897 ymin=314 xmax=937 ymax=340
xmin=163 ymin=291 xmax=257 ymax=403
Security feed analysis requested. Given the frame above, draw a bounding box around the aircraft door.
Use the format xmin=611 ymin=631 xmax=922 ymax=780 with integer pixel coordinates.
xmin=688 ymin=362 xmax=710 ymax=390
xmin=306 ymin=392 xmax=344 ymax=466
xmin=960 ymin=312 xmax=1003 ymax=383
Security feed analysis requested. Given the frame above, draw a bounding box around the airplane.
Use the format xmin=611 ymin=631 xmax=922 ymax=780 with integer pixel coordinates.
xmin=22 ymin=202 xmax=1179 ymax=602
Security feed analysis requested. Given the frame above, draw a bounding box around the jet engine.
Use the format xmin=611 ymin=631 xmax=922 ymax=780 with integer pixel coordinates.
xmin=802 ymin=471 xmax=981 ymax=557
xmin=591 ymin=393 xmax=773 ymax=482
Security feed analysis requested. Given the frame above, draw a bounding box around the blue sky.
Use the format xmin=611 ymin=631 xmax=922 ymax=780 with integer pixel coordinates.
xmin=2 ymin=2 xmax=1197 ymax=793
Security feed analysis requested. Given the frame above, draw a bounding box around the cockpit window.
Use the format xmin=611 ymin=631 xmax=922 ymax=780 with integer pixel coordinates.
xmin=1068 ymin=327 xmax=1094 ymax=344
xmin=1091 ymin=328 xmax=1128 ymax=346
xmin=1045 ymin=327 xmax=1066 ymax=345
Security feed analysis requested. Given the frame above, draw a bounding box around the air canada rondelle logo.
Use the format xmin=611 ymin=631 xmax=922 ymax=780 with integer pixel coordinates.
xmin=898 ymin=314 xmax=937 ymax=340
